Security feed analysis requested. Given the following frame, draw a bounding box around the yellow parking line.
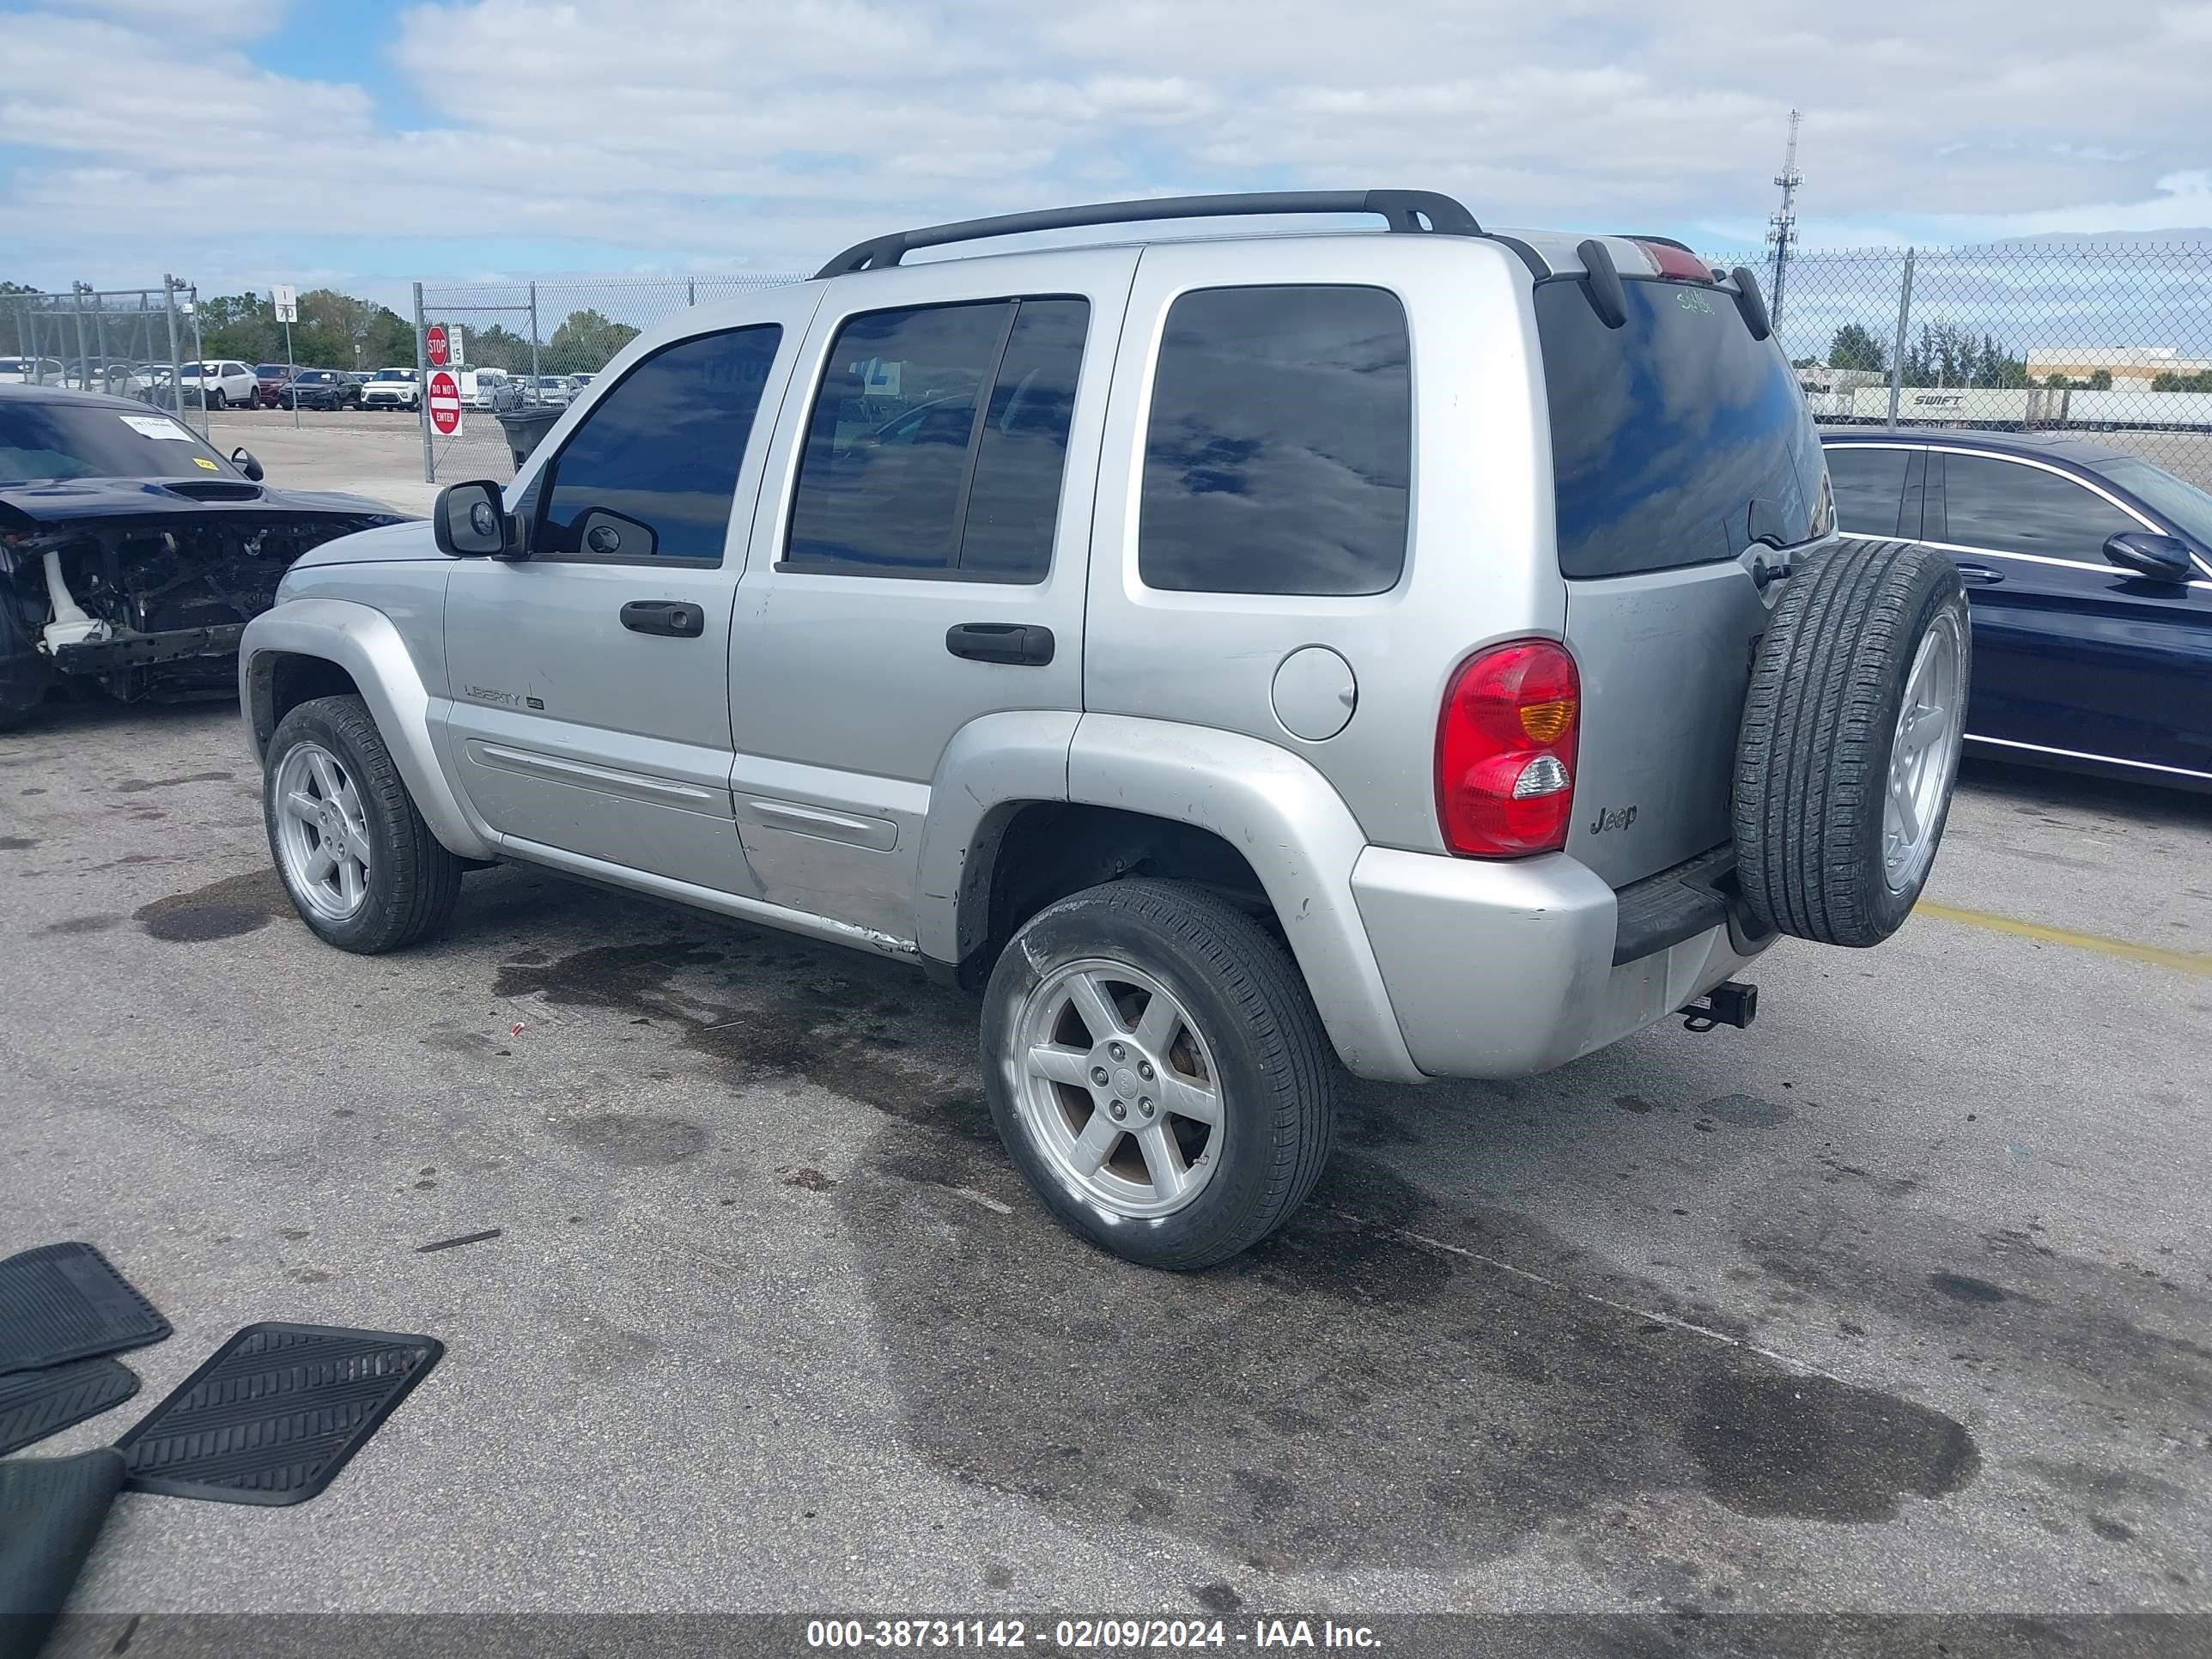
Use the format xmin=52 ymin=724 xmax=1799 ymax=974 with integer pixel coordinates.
xmin=1914 ymin=901 xmax=2212 ymax=976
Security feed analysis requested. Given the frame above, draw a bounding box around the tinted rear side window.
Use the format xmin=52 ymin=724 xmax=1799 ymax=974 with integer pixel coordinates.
xmin=1940 ymin=453 xmax=2136 ymax=562
xmin=784 ymin=297 xmax=1088 ymax=582
xmin=538 ymin=324 xmax=781 ymax=563
xmin=1826 ymin=446 xmax=1911 ymax=537
xmin=1536 ymin=276 xmax=1824 ymax=578
xmin=1139 ymin=285 xmax=1410 ymax=596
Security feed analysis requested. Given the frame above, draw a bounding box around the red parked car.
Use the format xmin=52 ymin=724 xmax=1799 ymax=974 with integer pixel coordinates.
xmin=252 ymin=364 xmax=296 ymax=408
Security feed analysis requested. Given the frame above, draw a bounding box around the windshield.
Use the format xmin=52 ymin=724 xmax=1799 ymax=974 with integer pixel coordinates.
xmin=374 ymin=369 xmax=414 ymax=380
xmin=0 ymin=400 xmax=234 ymax=483
xmin=1535 ymin=275 xmax=1826 ymax=578
xmin=296 ymin=371 xmax=331 ymax=382
xmin=257 ymin=364 xmax=288 ymax=376
xmin=2094 ymin=455 xmax=2212 ymax=546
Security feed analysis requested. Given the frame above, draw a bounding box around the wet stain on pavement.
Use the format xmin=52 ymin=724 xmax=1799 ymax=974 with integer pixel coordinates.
xmin=493 ymin=930 xmax=989 ymax=1142
xmin=831 ymin=1139 xmax=1982 ymax=1568
xmin=552 ymin=1112 xmax=709 ymax=1167
xmin=0 ymin=836 xmax=37 ymax=851
xmin=134 ymin=867 xmax=286 ymax=942
xmin=1682 ymin=1372 xmax=1978 ymax=1521
xmin=36 ymin=914 xmax=122 ymax=936
xmin=1929 ymin=1272 xmax=2009 ymax=1304
xmin=114 ymin=770 xmax=234 ymax=793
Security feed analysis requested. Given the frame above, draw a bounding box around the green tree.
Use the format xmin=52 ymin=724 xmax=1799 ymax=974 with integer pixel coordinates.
xmin=1 ymin=279 xmax=35 ymax=355
xmin=2044 ymin=374 xmax=2074 ymax=389
xmin=2152 ymin=369 xmax=2212 ymax=392
xmin=544 ymin=308 xmax=640 ymax=374
xmin=296 ymin=289 xmax=410 ymax=372
xmin=2086 ymin=368 xmax=2112 ymax=390
xmin=1826 ymin=322 xmax=1887 ymax=373
xmin=465 ymin=323 xmax=533 ymax=371
xmin=198 ymin=291 xmax=283 ymax=363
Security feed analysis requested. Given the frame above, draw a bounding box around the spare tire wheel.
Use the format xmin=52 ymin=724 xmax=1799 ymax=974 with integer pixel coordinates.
xmin=1734 ymin=537 xmax=1970 ymax=947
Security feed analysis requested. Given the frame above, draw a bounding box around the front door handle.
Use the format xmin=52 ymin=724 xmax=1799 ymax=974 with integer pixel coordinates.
xmin=945 ymin=622 xmax=1054 ymax=665
xmin=620 ymin=600 xmax=705 ymax=638
xmin=1954 ymin=562 xmax=2005 ymax=586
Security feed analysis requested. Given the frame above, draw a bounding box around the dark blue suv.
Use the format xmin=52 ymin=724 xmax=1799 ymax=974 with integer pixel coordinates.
xmin=1822 ymin=429 xmax=2212 ymax=790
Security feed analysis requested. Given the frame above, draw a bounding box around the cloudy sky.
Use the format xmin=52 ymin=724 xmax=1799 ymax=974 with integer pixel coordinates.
xmin=3 ymin=0 xmax=2209 ymax=302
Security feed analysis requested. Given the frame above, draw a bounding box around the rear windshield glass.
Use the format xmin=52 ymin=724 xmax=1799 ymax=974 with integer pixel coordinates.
xmin=0 ymin=401 xmax=233 ymax=483
xmin=1535 ymin=276 xmax=1824 ymax=578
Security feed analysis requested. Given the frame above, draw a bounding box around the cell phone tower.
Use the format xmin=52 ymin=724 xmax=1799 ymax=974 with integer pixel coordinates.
xmin=1766 ymin=109 xmax=1802 ymax=332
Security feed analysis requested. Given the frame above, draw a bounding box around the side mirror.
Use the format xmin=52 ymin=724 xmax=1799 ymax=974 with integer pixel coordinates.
xmin=435 ymin=480 xmax=514 ymax=558
xmin=229 ymin=447 xmax=264 ymax=483
xmin=2103 ymin=531 xmax=2195 ymax=583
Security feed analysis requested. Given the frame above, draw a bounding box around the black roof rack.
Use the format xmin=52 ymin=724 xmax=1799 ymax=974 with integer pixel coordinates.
xmin=815 ymin=190 xmax=1483 ymax=278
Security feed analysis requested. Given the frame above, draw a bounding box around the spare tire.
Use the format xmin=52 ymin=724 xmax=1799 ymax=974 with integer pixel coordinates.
xmin=1734 ymin=537 xmax=1970 ymax=947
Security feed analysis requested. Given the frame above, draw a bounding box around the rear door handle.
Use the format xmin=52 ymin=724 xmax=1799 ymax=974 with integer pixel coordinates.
xmin=945 ymin=622 xmax=1054 ymax=665
xmin=620 ymin=600 xmax=705 ymax=637
xmin=1954 ymin=562 xmax=2005 ymax=586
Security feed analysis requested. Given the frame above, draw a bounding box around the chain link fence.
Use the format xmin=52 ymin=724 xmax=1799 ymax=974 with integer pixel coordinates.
xmin=3 ymin=280 xmax=213 ymax=436
xmin=412 ymin=274 xmax=800 ymax=483
xmin=1705 ymin=241 xmax=2212 ymax=488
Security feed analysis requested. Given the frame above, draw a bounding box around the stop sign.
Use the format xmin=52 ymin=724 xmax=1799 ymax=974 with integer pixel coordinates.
xmin=425 ymin=324 xmax=449 ymax=367
xmin=427 ymin=371 xmax=462 ymax=434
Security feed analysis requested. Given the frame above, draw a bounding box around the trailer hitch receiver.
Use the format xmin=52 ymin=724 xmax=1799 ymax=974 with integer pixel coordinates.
xmin=1681 ymin=981 xmax=1758 ymax=1033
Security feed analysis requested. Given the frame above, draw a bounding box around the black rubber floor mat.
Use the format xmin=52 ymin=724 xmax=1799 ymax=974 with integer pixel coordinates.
xmin=0 ymin=1358 xmax=138 ymax=1456
xmin=116 ymin=1323 xmax=443 ymax=1506
xmin=0 ymin=1447 xmax=125 ymax=1659
xmin=0 ymin=1244 xmax=169 ymax=1377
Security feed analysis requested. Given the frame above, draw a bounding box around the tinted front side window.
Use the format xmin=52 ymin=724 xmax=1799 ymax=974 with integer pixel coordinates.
xmin=1941 ymin=454 xmax=2136 ymax=562
xmin=1139 ymin=285 xmax=1410 ymax=596
xmin=1536 ymin=276 xmax=1824 ymax=578
xmin=538 ymin=324 xmax=781 ymax=563
xmin=1825 ymin=446 xmax=1911 ymax=537
xmin=786 ymin=297 xmax=1087 ymax=581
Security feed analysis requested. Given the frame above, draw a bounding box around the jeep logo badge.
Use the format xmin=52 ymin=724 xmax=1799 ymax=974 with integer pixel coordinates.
xmin=1588 ymin=804 xmax=1638 ymax=836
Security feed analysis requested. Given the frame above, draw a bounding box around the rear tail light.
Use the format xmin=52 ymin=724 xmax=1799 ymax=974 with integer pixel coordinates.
xmin=1436 ymin=639 xmax=1582 ymax=857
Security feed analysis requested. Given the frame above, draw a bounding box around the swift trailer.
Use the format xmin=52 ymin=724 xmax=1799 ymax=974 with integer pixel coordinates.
xmin=1832 ymin=385 xmax=2212 ymax=433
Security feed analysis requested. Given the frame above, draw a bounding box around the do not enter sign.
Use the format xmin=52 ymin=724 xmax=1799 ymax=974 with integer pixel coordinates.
xmin=425 ymin=324 xmax=449 ymax=367
xmin=427 ymin=371 xmax=463 ymax=435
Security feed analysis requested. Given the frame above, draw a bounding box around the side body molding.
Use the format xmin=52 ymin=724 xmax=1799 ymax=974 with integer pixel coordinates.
xmin=240 ymin=599 xmax=499 ymax=861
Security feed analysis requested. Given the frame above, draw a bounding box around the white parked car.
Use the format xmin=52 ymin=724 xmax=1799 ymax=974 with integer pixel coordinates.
xmin=0 ymin=357 xmax=69 ymax=385
xmin=362 ymin=368 xmax=421 ymax=410
xmin=526 ymin=374 xmax=573 ymax=407
xmin=176 ymin=361 xmax=258 ymax=409
xmin=461 ymin=368 xmax=517 ymax=411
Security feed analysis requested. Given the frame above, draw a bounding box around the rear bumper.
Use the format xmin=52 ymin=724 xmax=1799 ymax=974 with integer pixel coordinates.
xmin=1351 ymin=845 xmax=1767 ymax=1079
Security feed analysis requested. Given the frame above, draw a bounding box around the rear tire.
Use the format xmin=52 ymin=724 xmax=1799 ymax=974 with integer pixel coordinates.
xmin=264 ymin=695 xmax=464 ymax=954
xmin=1734 ymin=537 xmax=1970 ymax=947
xmin=981 ymin=878 xmax=1337 ymax=1271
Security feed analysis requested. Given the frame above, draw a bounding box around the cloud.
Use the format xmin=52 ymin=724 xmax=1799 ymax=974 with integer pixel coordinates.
xmin=2 ymin=0 xmax=2208 ymax=289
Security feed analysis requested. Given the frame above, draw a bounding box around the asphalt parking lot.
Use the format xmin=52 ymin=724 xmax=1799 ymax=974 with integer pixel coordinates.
xmin=3 ymin=689 xmax=2208 ymax=1635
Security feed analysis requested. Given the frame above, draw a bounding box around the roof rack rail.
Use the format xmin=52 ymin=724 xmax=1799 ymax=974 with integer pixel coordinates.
xmin=1623 ymin=234 xmax=1698 ymax=253
xmin=816 ymin=190 xmax=1483 ymax=278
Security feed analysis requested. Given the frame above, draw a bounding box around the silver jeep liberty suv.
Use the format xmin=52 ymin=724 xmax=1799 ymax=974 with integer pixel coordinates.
xmin=241 ymin=191 xmax=1968 ymax=1268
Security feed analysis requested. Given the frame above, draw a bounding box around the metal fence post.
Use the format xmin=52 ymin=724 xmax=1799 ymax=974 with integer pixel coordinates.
xmin=1887 ymin=247 xmax=1916 ymax=431
xmin=188 ymin=287 xmax=207 ymax=438
xmin=415 ymin=282 xmax=434 ymax=483
xmin=687 ymin=278 xmax=696 ymax=308
xmin=71 ymin=283 xmax=92 ymax=392
xmin=162 ymin=276 xmax=185 ymax=418
xmin=528 ymin=281 xmax=541 ymax=399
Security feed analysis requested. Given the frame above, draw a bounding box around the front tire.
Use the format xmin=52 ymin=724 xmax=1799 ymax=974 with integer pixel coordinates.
xmin=981 ymin=878 xmax=1337 ymax=1271
xmin=208 ymin=389 xmax=226 ymax=411
xmin=264 ymin=695 xmax=464 ymax=953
